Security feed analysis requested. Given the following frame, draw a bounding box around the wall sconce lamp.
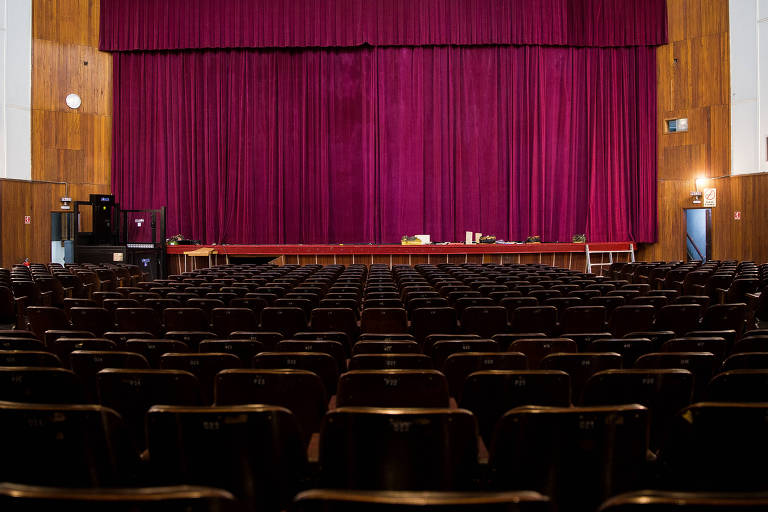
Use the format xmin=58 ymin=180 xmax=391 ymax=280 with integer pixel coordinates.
xmin=690 ymin=176 xmax=708 ymax=205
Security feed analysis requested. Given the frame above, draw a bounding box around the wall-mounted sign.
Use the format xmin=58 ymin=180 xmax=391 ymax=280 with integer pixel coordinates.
xmin=24 ymin=216 xmax=31 ymax=224
xmin=135 ymin=218 xmax=145 ymax=227
xmin=734 ymin=211 xmax=742 ymax=220
xmin=702 ymin=188 xmax=716 ymax=207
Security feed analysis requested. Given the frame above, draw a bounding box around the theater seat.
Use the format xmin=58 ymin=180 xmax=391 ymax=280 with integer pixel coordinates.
xmin=114 ymin=307 xmax=162 ymax=335
xmin=442 ymin=352 xmax=527 ymax=399
xmin=277 ymin=340 xmax=347 ymax=370
xmin=0 ymin=483 xmax=241 ymax=512
xmin=460 ymin=370 xmax=571 ymax=444
xmin=214 ymin=368 xmax=327 ymax=445
xmin=0 ymin=349 xmax=62 ymax=368
xmin=508 ymin=338 xmax=577 ymax=369
xmin=660 ymin=402 xmax=768 ymax=491
xmin=634 ymin=352 xmax=719 ymax=401
xmin=97 ymin=368 xmax=201 ymax=451
xmin=125 ymin=339 xmax=190 ymax=368
xmin=160 ymin=353 xmax=242 ymax=404
xmin=509 ymin=306 xmax=558 ymax=336
xmin=599 ymin=490 xmax=768 ymax=511
xmin=210 ymin=308 xmax=258 ymax=337
xmin=69 ymin=350 xmax=150 ymax=402
xmin=540 ymin=352 xmax=622 ymax=405
xmin=705 ymin=369 xmax=768 ymax=402
xmin=0 ymin=402 xmax=130 ymax=487
xmin=361 ymin=308 xmax=408 ymax=334
xmin=319 ymin=407 xmax=478 ymax=491
xmin=293 ymin=489 xmax=551 ymax=512
xmin=351 ymin=340 xmax=421 ymax=355
xmin=582 ymin=369 xmax=693 ymax=450
xmin=147 ymin=404 xmax=306 ymax=512
xmin=489 ymin=404 xmax=649 ymax=512
xmin=0 ymin=367 xmax=84 ymax=403
xmin=348 ymin=353 xmax=432 ymax=370
xmin=252 ymin=351 xmax=339 ymax=394
xmin=199 ymin=339 xmax=265 ymax=365
xmin=336 ymin=370 xmax=449 ymax=408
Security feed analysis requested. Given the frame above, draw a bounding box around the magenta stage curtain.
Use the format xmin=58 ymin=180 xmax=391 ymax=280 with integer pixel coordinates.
xmin=112 ymin=45 xmax=657 ymax=244
xmin=100 ymin=0 xmax=667 ymax=51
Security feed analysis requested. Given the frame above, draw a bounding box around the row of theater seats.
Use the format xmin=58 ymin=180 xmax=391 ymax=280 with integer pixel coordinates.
xmin=2 ymin=390 xmax=768 ymax=511
xmin=5 ymin=325 xmax=768 ymax=443
xmin=2 ymin=486 xmax=766 ymax=511
xmin=0 ymin=261 xmax=766 ymax=511
xmin=10 ymin=260 xmax=762 ymax=344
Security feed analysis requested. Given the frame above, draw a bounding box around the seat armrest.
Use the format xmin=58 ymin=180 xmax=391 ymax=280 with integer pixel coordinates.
xmin=13 ymin=296 xmax=27 ymax=330
xmin=39 ymin=290 xmax=53 ymax=307
xmin=715 ymin=287 xmax=728 ymax=305
xmin=82 ymin=282 xmax=96 ymax=299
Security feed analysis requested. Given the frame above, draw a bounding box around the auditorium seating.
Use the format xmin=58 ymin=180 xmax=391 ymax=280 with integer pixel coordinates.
xmin=0 ymin=259 xmax=766 ymax=511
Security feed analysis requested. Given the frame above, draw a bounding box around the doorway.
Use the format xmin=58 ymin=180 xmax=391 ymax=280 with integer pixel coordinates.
xmin=684 ymin=208 xmax=711 ymax=261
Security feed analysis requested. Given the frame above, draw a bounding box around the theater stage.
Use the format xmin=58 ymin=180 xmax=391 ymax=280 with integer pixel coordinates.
xmin=166 ymin=242 xmax=635 ymax=275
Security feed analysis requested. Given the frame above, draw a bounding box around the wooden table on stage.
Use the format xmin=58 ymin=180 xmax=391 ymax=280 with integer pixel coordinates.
xmin=181 ymin=246 xmax=217 ymax=271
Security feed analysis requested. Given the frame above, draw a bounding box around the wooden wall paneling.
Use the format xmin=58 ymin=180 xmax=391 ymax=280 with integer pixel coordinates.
xmin=0 ymin=179 xmax=110 ymax=268
xmin=711 ymin=174 xmax=768 ymax=263
xmin=709 ymin=104 xmax=730 ymax=176
xmin=697 ymin=34 xmax=729 ymax=107
xmin=685 ymin=0 xmax=729 ymax=40
xmin=637 ymin=180 xmax=690 ymax=262
xmin=5 ymin=0 xmax=114 ymax=268
xmin=0 ymin=180 xmax=62 ymax=268
xmin=31 ymin=0 xmax=112 ymax=187
xmin=647 ymin=0 xmax=736 ymax=263
xmin=666 ymin=0 xmax=687 ymax=43
xmin=32 ymin=39 xmax=111 ymax=115
xmin=33 ymin=0 xmax=100 ymax=47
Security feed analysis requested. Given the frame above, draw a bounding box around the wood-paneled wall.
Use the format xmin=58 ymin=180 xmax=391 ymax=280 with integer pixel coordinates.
xmin=638 ymin=0 xmax=768 ymax=264
xmin=0 ymin=0 xmax=111 ymax=268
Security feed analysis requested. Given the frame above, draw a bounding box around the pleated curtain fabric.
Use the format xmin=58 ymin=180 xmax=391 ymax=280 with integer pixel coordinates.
xmin=104 ymin=0 xmax=666 ymax=245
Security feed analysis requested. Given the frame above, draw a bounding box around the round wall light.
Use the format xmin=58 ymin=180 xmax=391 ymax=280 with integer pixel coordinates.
xmin=65 ymin=93 xmax=82 ymax=109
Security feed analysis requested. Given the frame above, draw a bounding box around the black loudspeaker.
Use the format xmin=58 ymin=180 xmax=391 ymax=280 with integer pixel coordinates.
xmin=90 ymin=194 xmax=116 ymax=244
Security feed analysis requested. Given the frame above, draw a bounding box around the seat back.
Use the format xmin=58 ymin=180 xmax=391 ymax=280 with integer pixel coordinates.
xmin=214 ymin=369 xmax=327 ymax=444
xmin=292 ymin=489 xmax=550 ymax=512
xmin=160 ymin=353 xmax=242 ymax=404
xmin=490 ymin=404 xmax=648 ymax=512
xmin=147 ymin=404 xmax=306 ymax=512
xmin=252 ymin=351 xmax=339 ymax=394
xmin=661 ymin=403 xmax=768 ymax=491
xmin=540 ymin=352 xmax=623 ymax=405
xmin=319 ymin=407 xmax=478 ymax=490
xmin=0 ymin=366 xmax=83 ymax=403
xmin=0 ymin=402 xmax=129 ymax=486
xmin=97 ymin=368 xmax=201 ymax=451
xmin=0 ymin=483 xmax=240 ymax=511
xmin=336 ymin=370 xmax=449 ymax=408
xmin=460 ymin=370 xmax=571 ymax=444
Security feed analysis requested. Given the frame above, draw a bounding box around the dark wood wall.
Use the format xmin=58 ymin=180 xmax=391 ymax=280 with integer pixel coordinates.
xmin=638 ymin=0 xmax=768 ymax=264
xmin=0 ymin=0 xmax=110 ymax=268
xmin=1 ymin=0 xmax=764 ymax=268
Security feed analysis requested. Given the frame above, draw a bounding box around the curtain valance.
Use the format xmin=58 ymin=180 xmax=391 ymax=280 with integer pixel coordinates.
xmin=100 ymin=0 xmax=667 ymax=51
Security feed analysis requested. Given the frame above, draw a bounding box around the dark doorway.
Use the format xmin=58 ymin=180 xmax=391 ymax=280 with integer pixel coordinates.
xmin=684 ymin=208 xmax=711 ymax=261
